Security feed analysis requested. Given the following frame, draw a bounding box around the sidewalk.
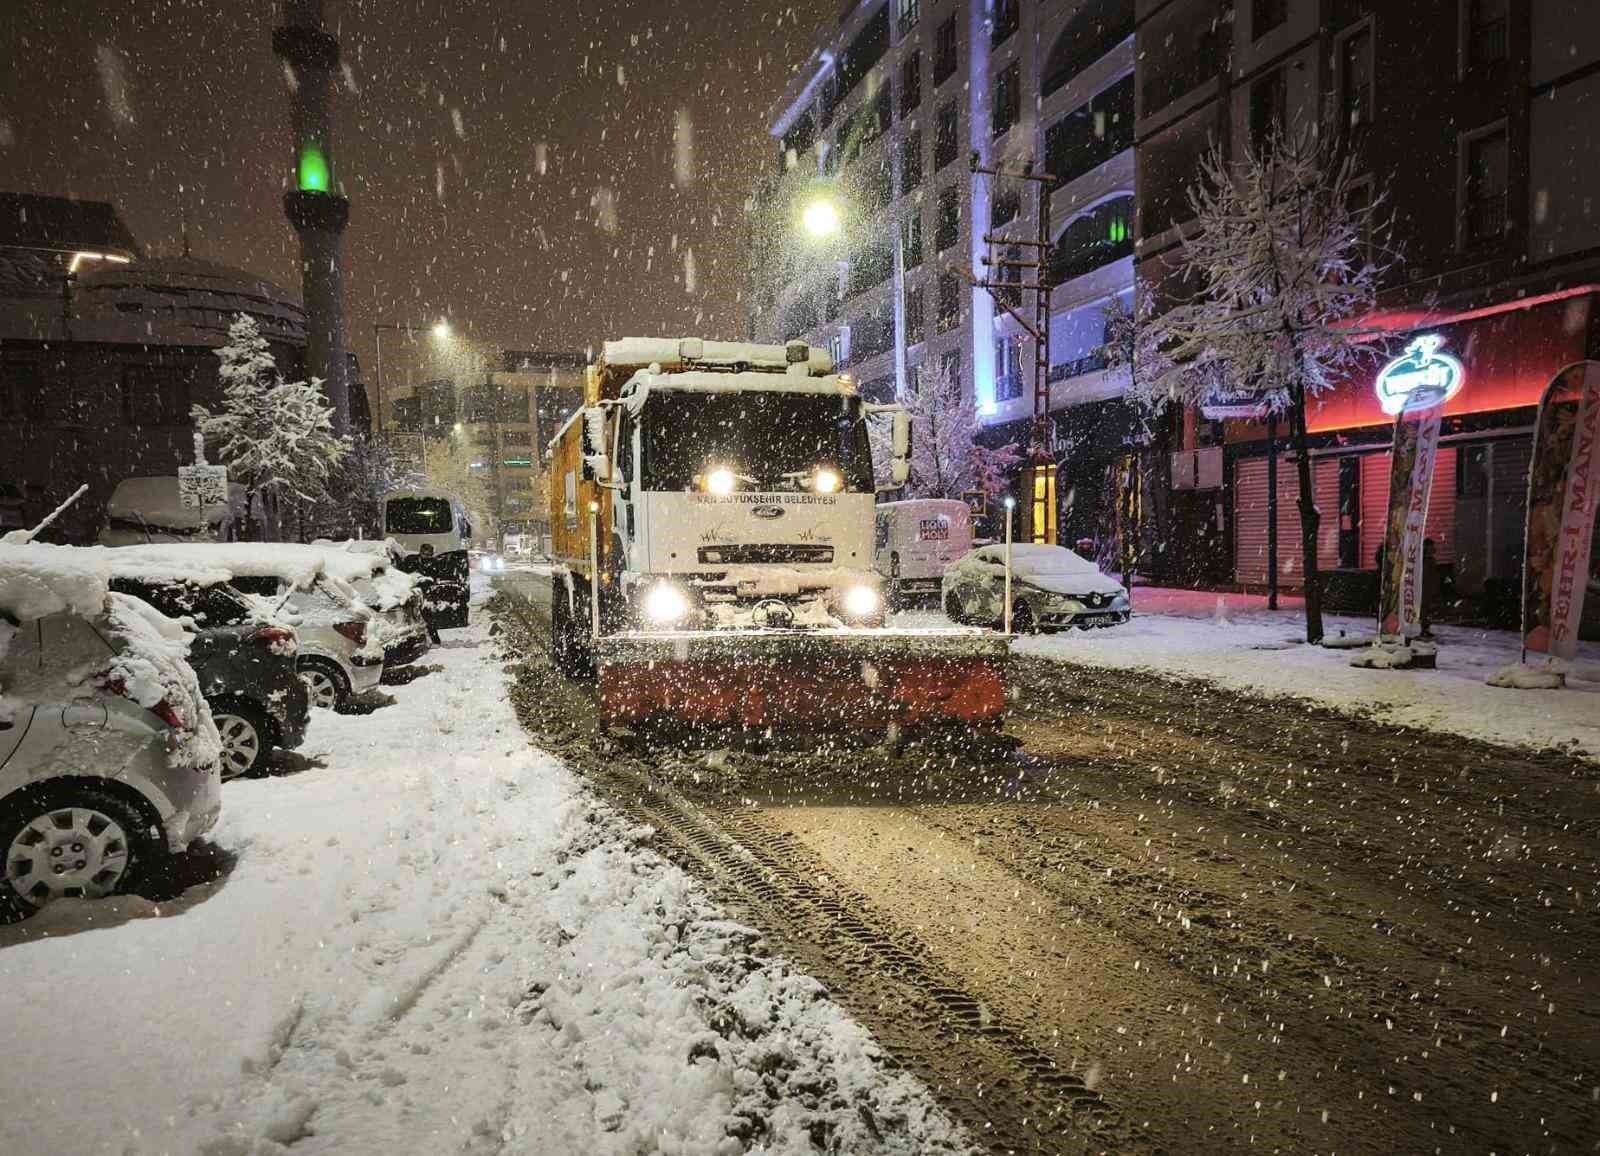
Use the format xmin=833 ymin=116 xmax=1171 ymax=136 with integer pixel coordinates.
xmin=1014 ymin=586 xmax=1600 ymax=762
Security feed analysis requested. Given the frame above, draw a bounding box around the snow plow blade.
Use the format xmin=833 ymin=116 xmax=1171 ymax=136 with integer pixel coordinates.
xmin=596 ymin=630 xmax=1008 ymax=735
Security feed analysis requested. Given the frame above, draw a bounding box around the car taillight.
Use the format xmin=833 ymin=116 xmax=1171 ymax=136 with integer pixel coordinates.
xmin=333 ymin=620 xmax=366 ymax=645
xmin=100 ymin=676 xmax=188 ymax=731
xmin=252 ymin=625 xmax=298 ymax=654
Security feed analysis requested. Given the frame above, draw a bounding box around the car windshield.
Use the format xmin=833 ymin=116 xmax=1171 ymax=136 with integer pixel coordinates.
xmin=108 ymin=578 xmax=253 ymax=626
xmin=1011 ymin=548 xmax=1097 ymax=575
xmin=640 ymin=390 xmax=874 ymax=492
xmin=387 ymin=497 xmax=453 ymax=534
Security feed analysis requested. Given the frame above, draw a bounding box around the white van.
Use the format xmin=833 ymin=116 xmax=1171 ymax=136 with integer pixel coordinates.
xmin=874 ymin=498 xmax=972 ymax=606
xmin=380 ymin=490 xmax=471 ymax=628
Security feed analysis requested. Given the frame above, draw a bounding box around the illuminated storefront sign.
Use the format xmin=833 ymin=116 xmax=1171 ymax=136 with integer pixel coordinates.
xmin=1375 ymin=334 xmax=1465 ymax=416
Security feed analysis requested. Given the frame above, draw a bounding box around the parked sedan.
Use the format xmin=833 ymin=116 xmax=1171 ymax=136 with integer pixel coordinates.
xmin=108 ymin=575 xmax=309 ymax=778
xmin=0 ymin=572 xmax=222 ymax=921
xmin=942 ymin=544 xmax=1131 ymax=633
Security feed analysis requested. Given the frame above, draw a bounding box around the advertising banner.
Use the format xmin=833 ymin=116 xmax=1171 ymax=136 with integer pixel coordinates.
xmin=1377 ymin=399 xmax=1444 ymax=639
xmin=1521 ymin=361 xmax=1600 ymax=662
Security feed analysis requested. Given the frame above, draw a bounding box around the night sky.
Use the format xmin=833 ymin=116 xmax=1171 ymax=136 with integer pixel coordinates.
xmin=2 ymin=0 xmax=832 ymax=390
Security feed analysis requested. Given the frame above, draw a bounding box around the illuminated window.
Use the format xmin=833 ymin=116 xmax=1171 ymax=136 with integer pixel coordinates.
xmin=1027 ymin=464 xmax=1058 ymax=544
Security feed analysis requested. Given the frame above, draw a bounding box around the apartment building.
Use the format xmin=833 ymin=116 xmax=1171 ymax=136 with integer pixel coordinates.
xmin=1135 ymin=0 xmax=1600 ymax=602
xmin=460 ymin=351 xmax=585 ymax=537
xmin=746 ymin=0 xmax=1137 ymax=543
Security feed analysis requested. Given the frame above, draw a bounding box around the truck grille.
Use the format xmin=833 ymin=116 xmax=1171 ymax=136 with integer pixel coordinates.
xmin=698 ymin=545 xmax=834 ymax=565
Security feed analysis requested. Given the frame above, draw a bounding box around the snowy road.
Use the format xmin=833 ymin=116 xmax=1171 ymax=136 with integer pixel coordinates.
xmin=0 ymin=599 xmax=966 ymax=1155
xmin=496 ymin=586 xmax=1600 ymax=1155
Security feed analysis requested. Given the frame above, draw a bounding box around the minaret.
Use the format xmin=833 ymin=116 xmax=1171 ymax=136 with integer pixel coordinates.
xmin=274 ymin=0 xmax=352 ymax=433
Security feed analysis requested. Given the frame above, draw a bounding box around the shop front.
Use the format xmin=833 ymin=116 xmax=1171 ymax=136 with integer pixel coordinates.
xmin=1226 ymin=288 xmax=1600 ymax=605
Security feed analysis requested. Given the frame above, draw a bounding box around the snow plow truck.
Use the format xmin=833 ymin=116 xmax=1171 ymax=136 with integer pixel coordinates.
xmin=546 ymin=337 xmax=1007 ymax=736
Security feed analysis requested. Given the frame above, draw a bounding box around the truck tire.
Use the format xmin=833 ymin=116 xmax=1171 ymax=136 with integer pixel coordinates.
xmin=551 ymin=579 xmax=595 ymax=680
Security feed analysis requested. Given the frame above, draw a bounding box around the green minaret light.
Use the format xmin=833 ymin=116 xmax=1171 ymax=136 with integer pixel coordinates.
xmin=297 ymin=143 xmax=330 ymax=193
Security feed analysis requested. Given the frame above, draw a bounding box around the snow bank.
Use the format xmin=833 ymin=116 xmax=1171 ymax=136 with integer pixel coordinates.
xmin=1004 ymin=586 xmax=1600 ymax=760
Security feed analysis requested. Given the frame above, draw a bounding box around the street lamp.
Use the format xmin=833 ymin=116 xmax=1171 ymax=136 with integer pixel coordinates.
xmin=373 ymin=319 xmax=452 ymax=435
xmin=801 ymin=198 xmax=841 ymax=240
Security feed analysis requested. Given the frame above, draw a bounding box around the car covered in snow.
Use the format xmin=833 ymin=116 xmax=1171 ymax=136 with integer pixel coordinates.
xmin=107 ymin=572 xmax=308 ymax=778
xmin=0 ymin=545 xmax=223 ymax=920
xmin=96 ymin=476 xmax=257 ymax=546
xmin=942 ymin=543 xmax=1131 ymax=633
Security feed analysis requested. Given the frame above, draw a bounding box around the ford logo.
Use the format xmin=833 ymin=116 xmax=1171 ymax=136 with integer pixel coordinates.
xmin=751 ymin=505 xmax=785 ymax=519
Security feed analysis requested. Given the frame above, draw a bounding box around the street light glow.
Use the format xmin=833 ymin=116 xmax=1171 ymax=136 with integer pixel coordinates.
xmin=433 ymin=320 xmax=451 ymax=340
xmin=802 ymin=199 xmax=840 ymax=239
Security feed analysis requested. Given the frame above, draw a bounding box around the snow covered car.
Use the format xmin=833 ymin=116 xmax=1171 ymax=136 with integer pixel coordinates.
xmin=108 ymin=574 xmax=308 ymax=778
xmin=0 ymin=548 xmax=223 ymax=920
xmin=942 ymin=543 xmax=1131 ymax=633
xmin=96 ymin=476 xmax=255 ymax=545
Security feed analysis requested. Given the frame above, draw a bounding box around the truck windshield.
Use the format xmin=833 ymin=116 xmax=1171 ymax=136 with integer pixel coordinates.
xmin=640 ymin=390 xmax=874 ymax=492
xmin=386 ymin=497 xmax=453 ymax=535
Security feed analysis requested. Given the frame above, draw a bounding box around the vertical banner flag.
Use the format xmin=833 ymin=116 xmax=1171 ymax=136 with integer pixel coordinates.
xmin=1375 ymin=336 xmax=1461 ymax=640
xmin=1521 ymin=361 xmax=1600 ymax=662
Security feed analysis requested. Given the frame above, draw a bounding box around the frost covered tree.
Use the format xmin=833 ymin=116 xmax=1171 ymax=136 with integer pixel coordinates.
xmin=192 ymin=314 xmax=350 ymax=539
xmin=893 ymin=360 xmax=1021 ymax=501
xmin=1143 ymin=124 xmax=1392 ymax=643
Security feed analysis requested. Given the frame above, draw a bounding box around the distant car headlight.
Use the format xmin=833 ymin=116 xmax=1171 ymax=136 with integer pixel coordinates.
xmin=813 ymin=468 xmax=842 ymax=494
xmin=642 ymin=582 xmax=691 ymax=624
xmin=841 ymin=585 xmax=880 ymax=618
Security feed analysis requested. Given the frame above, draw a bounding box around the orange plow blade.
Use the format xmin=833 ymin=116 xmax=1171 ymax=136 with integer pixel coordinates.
xmin=596 ymin=630 xmax=1007 ymax=734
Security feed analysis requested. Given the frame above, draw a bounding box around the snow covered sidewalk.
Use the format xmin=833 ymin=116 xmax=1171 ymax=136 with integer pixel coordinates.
xmin=0 ymin=605 xmax=966 ymax=1154
xmin=1009 ymin=586 xmax=1600 ymax=761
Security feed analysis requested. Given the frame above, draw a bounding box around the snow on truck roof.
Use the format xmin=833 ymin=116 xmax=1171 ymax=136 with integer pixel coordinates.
xmin=600 ymin=337 xmax=834 ymax=376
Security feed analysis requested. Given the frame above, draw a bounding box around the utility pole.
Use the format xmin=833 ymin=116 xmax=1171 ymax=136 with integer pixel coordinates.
xmin=274 ymin=0 xmax=352 ymax=434
xmin=963 ymin=153 xmax=1060 ymax=541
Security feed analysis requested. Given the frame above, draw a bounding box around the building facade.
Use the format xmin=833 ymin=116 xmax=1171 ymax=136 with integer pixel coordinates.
xmin=746 ymin=0 xmax=1137 ymax=544
xmin=1134 ymin=0 xmax=1600 ymax=611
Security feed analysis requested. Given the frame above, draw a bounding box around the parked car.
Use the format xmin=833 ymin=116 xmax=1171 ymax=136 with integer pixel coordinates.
xmin=1 ymin=550 xmax=222 ymax=920
xmin=381 ymin=490 xmax=471 ymax=629
xmin=942 ymin=543 xmax=1131 ymax=633
xmin=97 ymin=476 xmax=256 ymax=546
xmin=875 ymin=499 xmax=973 ymax=607
xmin=107 ymin=574 xmax=308 ymax=778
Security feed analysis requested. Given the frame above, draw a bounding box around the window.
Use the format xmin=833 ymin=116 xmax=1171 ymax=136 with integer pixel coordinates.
xmin=861 ymin=375 xmax=897 ymax=404
xmin=992 ymin=61 xmax=1021 ymax=138
xmin=1339 ymin=24 xmax=1374 ymax=130
xmin=1463 ymin=125 xmax=1509 ymax=245
xmin=901 ymin=210 xmax=924 ymax=267
xmin=1044 ymin=75 xmax=1134 ymax=185
xmin=900 ymin=129 xmax=923 ymax=192
xmin=934 ymin=99 xmax=959 ymax=169
xmin=1249 ymin=68 xmax=1287 ymax=152
xmin=1048 ymin=195 xmax=1135 ymax=285
xmin=1042 ymin=0 xmax=1133 ymax=98
xmin=836 ymin=5 xmax=890 ymax=106
xmin=899 ymin=50 xmax=922 ymax=116
xmin=897 ymin=0 xmax=920 ymax=34
xmin=991 ymin=188 xmax=1021 ymax=232
xmin=1467 ymin=0 xmax=1508 ymax=69
xmin=995 ymin=338 xmax=1024 ymax=400
xmin=1253 ymin=0 xmax=1287 ymax=38
xmin=866 ymin=86 xmax=892 ymax=143
xmin=936 ymin=184 xmax=960 ymax=250
xmin=937 ymin=271 xmax=962 ymax=332
xmin=859 ymin=154 xmax=893 ymax=209
xmin=121 ymin=365 xmax=191 ymax=427
xmin=849 ymin=238 xmax=895 ymax=296
xmin=992 ymin=0 xmax=1020 ymax=46
xmin=905 ymin=283 xmax=926 ymax=343
xmin=997 ymin=245 xmax=1024 ymax=309
xmin=934 ymin=15 xmax=958 ymax=86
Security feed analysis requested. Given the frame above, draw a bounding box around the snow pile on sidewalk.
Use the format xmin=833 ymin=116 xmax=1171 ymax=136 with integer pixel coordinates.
xmin=1009 ymin=587 xmax=1600 ymax=760
xmin=0 ymin=605 xmax=967 ymax=1155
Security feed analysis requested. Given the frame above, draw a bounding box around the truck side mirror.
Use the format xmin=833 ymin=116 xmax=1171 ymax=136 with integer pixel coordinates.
xmin=890 ymin=411 xmax=912 ymax=486
xmin=579 ymin=405 xmax=611 ymax=483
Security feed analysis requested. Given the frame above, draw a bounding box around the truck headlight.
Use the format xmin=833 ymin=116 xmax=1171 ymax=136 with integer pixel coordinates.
xmin=642 ymin=582 xmax=690 ymax=624
xmin=813 ymin=468 xmax=842 ymax=494
xmin=841 ymin=585 xmax=879 ymax=618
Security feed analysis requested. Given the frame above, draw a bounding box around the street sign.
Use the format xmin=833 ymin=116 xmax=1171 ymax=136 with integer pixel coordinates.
xmin=177 ymin=464 xmax=228 ymax=509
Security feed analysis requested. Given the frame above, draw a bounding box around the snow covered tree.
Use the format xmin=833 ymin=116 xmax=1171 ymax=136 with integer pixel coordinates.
xmin=192 ymin=314 xmax=350 ymax=539
xmin=896 ymin=360 xmax=1021 ymax=501
xmin=1143 ymin=124 xmax=1393 ymax=643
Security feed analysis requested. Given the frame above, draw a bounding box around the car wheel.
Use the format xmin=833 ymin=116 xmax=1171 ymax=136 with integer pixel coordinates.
xmin=1011 ymin=601 xmax=1037 ymax=635
xmin=0 ymin=786 xmax=160 ymax=921
xmin=298 ymin=659 xmax=350 ymax=710
xmin=210 ymin=700 xmax=273 ymax=779
xmin=943 ymin=589 xmax=965 ymax=624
